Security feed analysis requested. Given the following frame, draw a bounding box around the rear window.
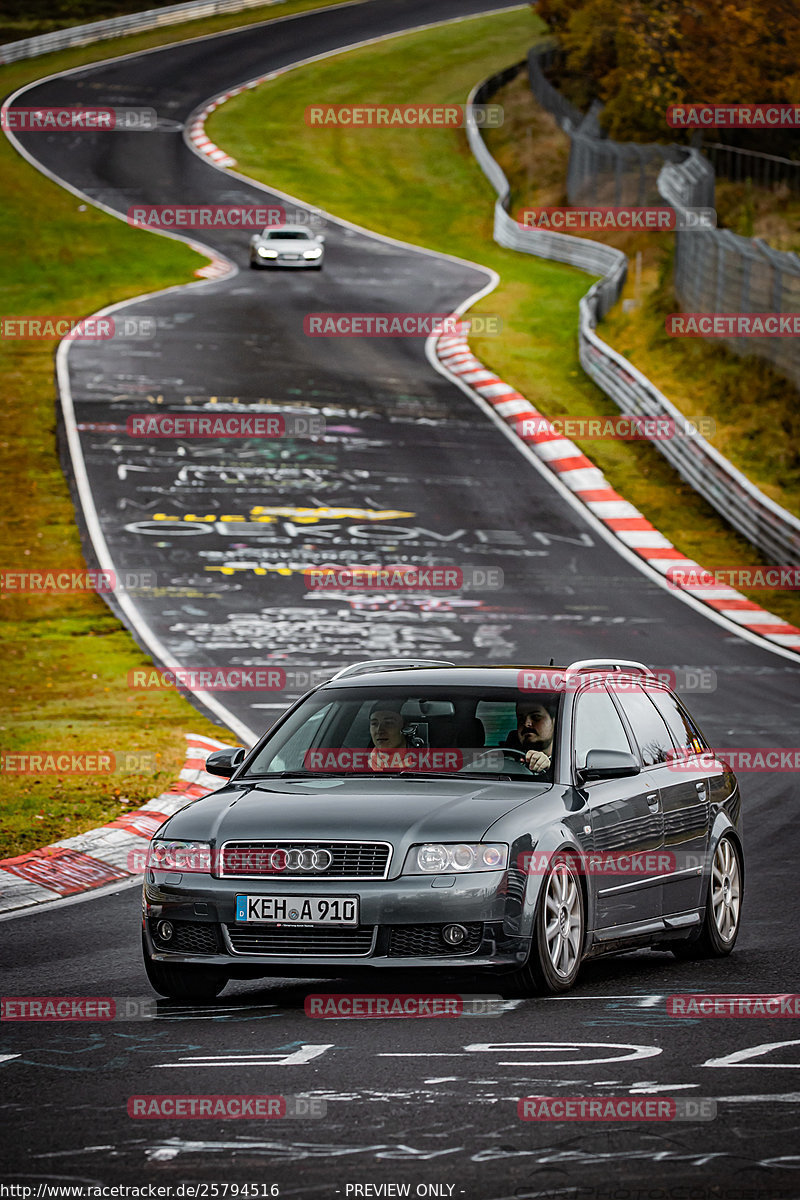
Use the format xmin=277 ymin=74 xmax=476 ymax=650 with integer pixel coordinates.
xmin=265 ymin=230 xmax=311 ymax=240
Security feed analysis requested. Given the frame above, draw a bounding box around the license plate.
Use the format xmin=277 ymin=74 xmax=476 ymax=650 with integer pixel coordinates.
xmin=281 ymin=254 xmax=300 ymax=260
xmin=235 ymin=894 xmax=359 ymax=925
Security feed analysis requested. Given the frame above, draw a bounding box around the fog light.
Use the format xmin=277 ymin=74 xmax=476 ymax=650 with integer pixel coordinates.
xmin=442 ymin=923 xmax=467 ymax=945
xmin=157 ymin=920 xmax=174 ymax=942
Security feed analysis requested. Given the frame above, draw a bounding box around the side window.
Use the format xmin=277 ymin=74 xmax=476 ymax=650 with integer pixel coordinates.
xmin=261 ymin=703 xmax=332 ymax=772
xmin=573 ymin=690 xmax=632 ymax=771
xmin=647 ymin=688 xmax=707 ymax=755
xmin=615 ymin=686 xmax=676 ymax=767
xmin=476 ymin=701 xmax=519 ymax=746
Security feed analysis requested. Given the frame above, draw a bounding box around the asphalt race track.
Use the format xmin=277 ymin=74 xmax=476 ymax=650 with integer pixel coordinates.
xmin=3 ymin=0 xmax=800 ymax=1195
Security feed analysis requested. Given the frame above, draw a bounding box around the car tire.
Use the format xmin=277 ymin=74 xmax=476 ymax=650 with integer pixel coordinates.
xmin=503 ymin=852 xmax=585 ymax=996
xmin=672 ymin=834 xmax=743 ymax=959
xmin=142 ymin=935 xmax=227 ymax=1001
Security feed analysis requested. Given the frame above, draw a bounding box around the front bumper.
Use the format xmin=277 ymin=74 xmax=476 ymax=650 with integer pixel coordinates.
xmin=142 ymin=869 xmax=532 ymax=974
xmin=251 ymin=253 xmax=322 ymax=268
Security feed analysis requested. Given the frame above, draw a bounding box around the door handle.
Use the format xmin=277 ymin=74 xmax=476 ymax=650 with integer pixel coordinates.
xmin=646 ymin=792 xmax=660 ymax=809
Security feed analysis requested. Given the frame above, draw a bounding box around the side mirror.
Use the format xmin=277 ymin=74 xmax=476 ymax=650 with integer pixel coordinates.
xmin=578 ymin=749 xmax=640 ymax=782
xmin=317 ymin=233 xmax=326 ymax=242
xmin=205 ymin=747 xmax=246 ymax=778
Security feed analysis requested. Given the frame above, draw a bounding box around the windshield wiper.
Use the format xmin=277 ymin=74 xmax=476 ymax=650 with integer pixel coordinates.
xmin=244 ymin=771 xmax=352 ymax=780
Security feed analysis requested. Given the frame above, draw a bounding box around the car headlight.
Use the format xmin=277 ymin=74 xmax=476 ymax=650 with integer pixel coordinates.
xmin=302 ymin=247 xmax=323 ymax=259
xmin=404 ymin=843 xmax=508 ymax=874
xmin=257 ymin=247 xmax=278 ymax=258
xmin=146 ymin=839 xmax=212 ymax=873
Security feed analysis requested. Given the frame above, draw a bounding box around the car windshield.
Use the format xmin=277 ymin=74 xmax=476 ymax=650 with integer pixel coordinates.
xmin=264 ymin=230 xmax=311 ymax=239
xmin=242 ymin=685 xmax=561 ymax=779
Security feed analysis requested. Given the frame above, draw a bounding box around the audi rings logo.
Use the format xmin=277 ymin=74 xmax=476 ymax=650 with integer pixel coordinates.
xmin=271 ymin=847 xmax=333 ymax=873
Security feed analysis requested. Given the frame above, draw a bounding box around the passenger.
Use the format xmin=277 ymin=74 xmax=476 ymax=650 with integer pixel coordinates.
xmin=368 ymin=702 xmax=412 ymax=771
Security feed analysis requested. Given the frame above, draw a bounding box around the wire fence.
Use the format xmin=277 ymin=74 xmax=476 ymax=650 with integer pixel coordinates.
xmin=527 ymin=45 xmax=800 ymax=392
xmin=704 ymin=142 xmax=800 ymax=194
xmin=466 ymin=65 xmax=800 ymax=566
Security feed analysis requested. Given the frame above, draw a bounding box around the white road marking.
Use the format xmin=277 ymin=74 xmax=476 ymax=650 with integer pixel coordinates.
xmin=463 ymin=1041 xmax=663 ymax=1065
xmin=705 ymin=1039 xmax=800 ymax=1068
xmin=154 ymin=1043 xmax=334 ymax=1068
xmin=629 ymin=1082 xmax=699 ymax=1092
xmin=0 ymin=1054 xmax=21 ymax=1065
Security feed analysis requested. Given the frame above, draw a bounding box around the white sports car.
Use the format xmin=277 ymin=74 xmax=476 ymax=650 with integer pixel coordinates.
xmin=249 ymin=223 xmax=325 ymax=270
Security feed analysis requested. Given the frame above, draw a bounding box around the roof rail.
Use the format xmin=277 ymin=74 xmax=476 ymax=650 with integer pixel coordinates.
xmin=328 ymin=658 xmax=456 ymax=682
xmin=564 ymin=658 xmax=655 ymax=677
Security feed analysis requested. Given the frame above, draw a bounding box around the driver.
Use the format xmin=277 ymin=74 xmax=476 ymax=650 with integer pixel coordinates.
xmin=512 ymin=697 xmax=556 ymax=775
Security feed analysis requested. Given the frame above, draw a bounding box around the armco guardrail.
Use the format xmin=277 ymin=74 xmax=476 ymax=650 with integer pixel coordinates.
xmin=465 ymin=64 xmax=800 ymax=566
xmin=469 ymin=67 xmax=627 ymax=322
xmin=0 ymin=0 xmax=284 ymax=64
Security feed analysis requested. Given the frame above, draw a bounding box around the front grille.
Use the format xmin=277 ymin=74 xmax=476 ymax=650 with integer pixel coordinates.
xmin=224 ymin=923 xmax=377 ymax=956
xmin=151 ymin=920 xmax=218 ymax=954
xmin=388 ymin=923 xmax=483 ymax=957
xmin=219 ymin=841 xmax=391 ymax=879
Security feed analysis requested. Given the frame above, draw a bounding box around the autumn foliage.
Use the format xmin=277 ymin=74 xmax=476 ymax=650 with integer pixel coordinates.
xmin=534 ymin=0 xmax=800 ymax=144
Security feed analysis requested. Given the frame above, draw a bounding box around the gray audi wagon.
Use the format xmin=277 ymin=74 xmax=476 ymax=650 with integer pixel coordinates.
xmin=142 ymin=658 xmax=744 ymax=1000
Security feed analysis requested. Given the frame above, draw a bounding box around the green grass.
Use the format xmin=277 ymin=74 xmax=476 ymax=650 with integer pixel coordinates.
xmin=2 ymin=1 xmax=798 ymax=856
xmin=0 ymin=0 xmax=350 ymax=68
xmin=209 ymin=24 xmax=800 ymax=630
xmin=0 ymin=0 xmax=353 ymax=858
xmin=0 ymin=0 xmax=217 ymax=43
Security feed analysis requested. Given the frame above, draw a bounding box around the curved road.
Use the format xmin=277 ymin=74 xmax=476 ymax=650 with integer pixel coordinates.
xmin=3 ymin=1 xmax=800 ymax=1195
